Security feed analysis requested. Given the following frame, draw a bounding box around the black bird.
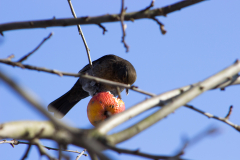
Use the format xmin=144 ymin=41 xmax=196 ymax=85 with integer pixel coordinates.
xmin=48 ymin=54 xmax=137 ymax=118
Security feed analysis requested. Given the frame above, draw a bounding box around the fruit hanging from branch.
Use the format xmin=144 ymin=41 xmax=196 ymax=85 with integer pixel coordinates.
xmin=87 ymin=92 xmax=125 ymax=126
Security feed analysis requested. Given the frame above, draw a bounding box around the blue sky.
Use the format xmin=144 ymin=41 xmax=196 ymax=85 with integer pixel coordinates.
xmin=1 ymin=0 xmax=240 ymax=160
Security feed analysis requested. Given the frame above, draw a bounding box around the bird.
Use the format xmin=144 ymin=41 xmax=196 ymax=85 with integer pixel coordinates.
xmin=48 ymin=54 xmax=137 ymax=118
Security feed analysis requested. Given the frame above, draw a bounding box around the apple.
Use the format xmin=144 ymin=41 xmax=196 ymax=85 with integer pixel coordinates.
xmin=87 ymin=92 xmax=125 ymax=126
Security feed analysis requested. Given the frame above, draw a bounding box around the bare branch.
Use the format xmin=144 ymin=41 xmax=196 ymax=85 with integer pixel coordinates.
xmin=17 ymin=33 xmax=53 ymax=63
xmin=0 ymin=71 xmax=111 ymax=160
xmin=0 ymin=0 xmax=205 ymax=33
xmin=0 ymin=58 xmax=156 ymax=96
xmin=151 ymin=17 xmax=167 ymax=35
xmin=0 ymin=139 xmax=88 ymax=156
xmin=97 ymin=24 xmax=107 ymax=34
xmin=116 ymin=87 xmax=122 ymax=99
xmin=140 ymin=0 xmax=155 ymax=13
xmin=173 ymin=127 xmax=219 ymax=158
xmin=76 ymin=149 xmax=87 ymax=160
xmin=33 ymin=139 xmax=56 ymax=160
xmin=96 ymin=73 xmax=240 ymax=136
xmin=97 ymin=60 xmax=240 ymax=143
xmin=67 ymin=0 xmax=93 ymax=72
xmin=212 ymin=74 xmax=240 ymax=90
xmin=58 ymin=144 xmax=63 ymax=160
xmin=185 ymin=104 xmax=240 ymax=132
xmin=88 ymin=150 xmax=99 ymax=160
xmin=0 ymin=70 xmax=79 ymax=134
xmin=120 ymin=0 xmax=129 ymax=52
xmin=5 ymin=54 xmax=15 ymax=61
xmin=225 ymin=105 xmax=233 ymax=120
xmin=0 ymin=121 xmax=108 ymax=159
xmin=21 ymin=143 xmax=32 ymax=160
xmin=0 ymin=139 xmax=19 ymax=149
xmin=0 ymin=121 xmax=57 ymax=140
xmin=1 ymin=138 xmax=57 ymax=160
xmin=106 ymin=144 xmax=184 ymax=160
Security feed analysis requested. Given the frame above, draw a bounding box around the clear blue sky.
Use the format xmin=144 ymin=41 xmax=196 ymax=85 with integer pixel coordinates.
xmin=1 ymin=0 xmax=240 ymax=160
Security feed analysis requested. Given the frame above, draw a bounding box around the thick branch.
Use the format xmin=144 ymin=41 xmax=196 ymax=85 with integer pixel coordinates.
xmin=0 ymin=121 xmax=109 ymax=160
xmin=0 ymin=121 xmax=57 ymax=140
xmin=0 ymin=0 xmax=204 ymax=33
xmin=0 ymin=70 xmax=80 ymax=135
xmin=96 ymin=60 xmax=240 ymax=142
xmin=107 ymin=61 xmax=240 ymax=144
xmin=0 ymin=70 xmax=110 ymax=159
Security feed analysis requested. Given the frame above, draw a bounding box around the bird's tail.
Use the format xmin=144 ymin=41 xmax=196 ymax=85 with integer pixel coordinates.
xmin=48 ymin=81 xmax=89 ymax=118
xmin=48 ymin=91 xmax=79 ymax=118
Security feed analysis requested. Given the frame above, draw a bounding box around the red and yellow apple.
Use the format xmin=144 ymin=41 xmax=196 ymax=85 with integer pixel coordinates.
xmin=87 ymin=92 xmax=125 ymax=126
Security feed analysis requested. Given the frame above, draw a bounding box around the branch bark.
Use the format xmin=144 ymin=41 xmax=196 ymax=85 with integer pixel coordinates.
xmin=0 ymin=58 xmax=155 ymax=96
xmin=96 ymin=60 xmax=240 ymax=144
xmin=0 ymin=0 xmax=204 ymax=33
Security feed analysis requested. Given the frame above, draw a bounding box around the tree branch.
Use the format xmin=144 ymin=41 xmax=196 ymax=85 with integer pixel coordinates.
xmin=97 ymin=23 xmax=107 ymax=34
xmin=17 ymin=32 xmax=53 ymax=63
xmin=173 ymin=127 xmax=219 ymax=158
xmin=0 ymin=70 xmax=111 ymax=159
xmin=151 ymin=17 xmax=167 ymax=35
xmin=21 ymin=143 xmax=32 ymax=160
xmin=97 ymin=60 xmax=240 ymax=143
xmin=0 ymin=70 xmax=79 ymax=133
xmin=185 ymin=104 xmax=240 ymax=132
xmin=120 ymin=0 xmax=129 ymax=52
xmin=0 ymin=139 xmax=88 ymax=156
xmin=76 ymin=149 xmax=87 ymax=160
xmin=0 ymin=121 xmax=109 ymax=159
xmin=0 ymin=58 xmax=155 ymax=96
xmin=140 ymin=0 xmax=155 ymax=13
xmin=0 ymin=0 xmax=205 ymax=33
xmin=106 ymin=144 xmax=184 ymax=160
xmin=33 ymin=139 xmax=56 ymax=160
xmin=67 ymin=0 xmax=93 ymax=71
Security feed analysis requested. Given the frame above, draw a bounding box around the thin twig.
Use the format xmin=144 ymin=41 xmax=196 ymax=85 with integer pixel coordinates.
xmin=97 ymin=23 xmax=107 ymax=34
xmin=0 ymin=139 xmax=17 ymax=146
xmin=173 ymin=127 xmax=219 ymax=158
xmin=58 ymin=144 xmax=63 ymax=160
xmin=5 ymin=54 xmax=15 ymax=60
xmin=33 ymin=139 xmax=55 ymax=160
xmin=0 ymin=0 xmax=205 ymax=32
xmin=140 ymin=0 xmax=155 ymax=12
xmin=0 ymin=139 xmax=88 ymax=156
xmin=106 ymin=144 xmax=184 ymax=160
xmin=225 ymin=105 xmax=233 ymax=120
xmin=67 ymin=0 xmax=93 ymax=71
xmin=116 ymin=87 xmax=122 ymax=99
xmin=0 ymin=58 xmax=156 ymax=96
xmin=120 ymin=0 xmax=129 ymax=52
xmin=17 ymin=33 xmax=53 ymax=63
xmin=151 ymin=17 xmax=166 ymax=35
xmin=21 ymin=144 xmax=32 ymax=160
xmin=76 ymin=149 xmax=87 ymax=160
xmin=184 ymin=104 xmax=240 ymax=132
